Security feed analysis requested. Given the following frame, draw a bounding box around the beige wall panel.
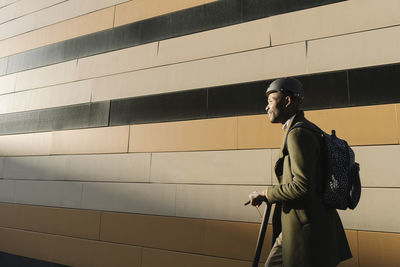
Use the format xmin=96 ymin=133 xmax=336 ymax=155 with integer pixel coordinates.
xmin=15 ymin=60 xmax=78 ymax=92
xmin=0 ymin=156 xmax=4 ymax=176
xmin=352 ymin=145 xmax=400 ymax=187
xmin=4 ymin=153 xmax=150 ymax=182
xmin=158 ymin=18 xmax=270 ymax=64
xmin=114 ymin=0 xmax=217 ymax=27
xmin=92 ymin=43 xmax=306 ymax=102
xmin=270 ymin=0 xmax=400 ymax=46
xmin=358 ymin=231 xmax=400 ymax=267
xmin=0 ymin=0 xmax=18 ymax=8
xmin=0 ymin=7 xmax=115 ymax=58
xmin=0 ymin=0 xmax=65 ymax=25
xmin=101 ymin=212 xmax=206 ymax=253
xmin=0 ymin=57 xmax=6 ymax=75
xmin=338 ymin=230 xmax=359 ymax=267
xmin=0 ymin=227 xmax=142 ymax=267
xmin=176 ymin=184 xmax=268 ymax=222
xmin=305 ymin=105 xmax=398 ymax=146
xmin=81 ymin=182 xmax=176 ymax=215
xmin=3 ymin=155 xmax=66 ymax=180
xmin=0 ymin=180 xmax=15 ymax=202
xmin=203 ymin=220 xmax=272 ymax=262
xmin=51 ymin=126 xmax=129 ymax=155
xmin=14 ymin=180 xmax=83 ymax=208
xmin=0 ymin=73 xmax=16 ymax=95
xmin=237 ymin=114 xmax=283 ymax=149
xmin=0 ymin=80 xmax=92 ymax=115
xmin=0 ymin=131 xmax=52 ymax=156
xmin=338 ymin=188 xmax=400 ymax=233
xmin=307 ymin=26 xmax=400 ymax=73
xmin=64 ymin=153 xmax=151 ymax=182
xmin=129 ymin=117 xmax=237 ymax=152
xmin=0 ymin=0 xmax=128 ymax=41
xmin=271 ymin=149 xmax=280 ymax=185
xmin=142 ymin=248 xmax=255 ymax=267
xmin=77 ymin=42 xmax=158 ymax=80
xmin=0 ymin=203 xmax=100 ymax=240
xmin=150 ymin=149 xmax=271 ymax=185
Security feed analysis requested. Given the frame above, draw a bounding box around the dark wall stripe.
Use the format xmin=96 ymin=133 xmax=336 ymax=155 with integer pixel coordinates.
xmin=0 ymin=101 xmax=109 ymax=135
xmin=110 ymin=89 xmax=207 ymax=125
xmin=348 ymin=64 xmax=400 ymax=106
xmin=1 ymin=0 xmax=345 ymax=75
xmin=0 ymin=251 xmax=69 ymax=267
xmin=0 ymin=63 xmax=398 ymax=136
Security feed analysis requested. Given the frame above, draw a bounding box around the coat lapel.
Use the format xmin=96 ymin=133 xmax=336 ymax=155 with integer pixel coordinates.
xmin=274 ymin=111 xmax=305 ymax=177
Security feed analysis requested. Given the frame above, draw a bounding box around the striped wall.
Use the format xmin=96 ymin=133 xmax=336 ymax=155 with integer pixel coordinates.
xmin=0 ymin=0 xmax=399 ymax=266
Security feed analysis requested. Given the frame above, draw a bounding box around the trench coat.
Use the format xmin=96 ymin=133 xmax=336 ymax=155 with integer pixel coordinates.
xmin=266 ymin=111 xmax=352 ymax=267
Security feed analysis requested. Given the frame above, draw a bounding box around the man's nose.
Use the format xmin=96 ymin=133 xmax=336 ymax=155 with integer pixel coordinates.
xmin=265 ymin=105 xmax=269 ymax=112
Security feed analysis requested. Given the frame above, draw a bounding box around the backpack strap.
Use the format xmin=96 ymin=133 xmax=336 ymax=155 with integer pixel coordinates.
xmin=283 ymin=122 xmax=323 ymax=155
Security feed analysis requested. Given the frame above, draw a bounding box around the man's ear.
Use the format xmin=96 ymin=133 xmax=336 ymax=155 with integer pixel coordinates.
xmin=284 ymin=95 xmax=291 ymax=108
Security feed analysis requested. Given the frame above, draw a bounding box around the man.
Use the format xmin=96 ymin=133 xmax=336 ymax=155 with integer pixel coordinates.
xmin=248 ymin=77 xmax=351 ymax=267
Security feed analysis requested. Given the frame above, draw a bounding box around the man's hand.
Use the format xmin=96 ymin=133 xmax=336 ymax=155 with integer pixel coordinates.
xmin=247 ymin=191 xmax=267 ymax=206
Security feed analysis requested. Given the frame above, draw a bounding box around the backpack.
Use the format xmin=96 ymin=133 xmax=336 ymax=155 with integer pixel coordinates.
xmin=289 ymin=123 xmax=361 ymax=210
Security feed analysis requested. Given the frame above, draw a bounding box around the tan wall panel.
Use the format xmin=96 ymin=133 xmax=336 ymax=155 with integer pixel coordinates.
xmin=307 ymin=25 xmax=400 ymax=73
xmin=51 ymin=126 xmax=129 ymax=155
xmin=237 ymin=114 xmax=283 ymax=149
xmin=358 ymin=231 xmax=400 ymax=267
xmin=203 ymin=220 xmax=272 ymax=262
xmin=129 ymin=117 xmax=237 ymax=152
xmin=0 ymin=203 xmax=100 ymax=239
xmin=142 ymin=248 xmax=256 ymax=267
xmin=0 ymin=7 xmax=114 ymax=58
xmin=114 ymin=0 xmax=217 ymax=27
xmin=100 ymin=212 xmax=206 ymax=253
xmin=397 ymin=104 xmax=400 ymax=142
xmin=306 ymin=105 xmax=398 ymax=146
xmin=0 ymin=227 xmax=142 ymax=267
xmin=0 ymin=131 xmax=52 ymax=156
xmin=338 ymin=230 xmax=359 ymax=267
xmin=100 ymin=211 xmax=270 ymax=262
xmin=270 ymin=0 xmax=400 ymax=46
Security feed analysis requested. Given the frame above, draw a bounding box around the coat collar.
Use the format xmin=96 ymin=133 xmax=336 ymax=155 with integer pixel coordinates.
xmin=278 ymin=110 xmax=305 ymax=156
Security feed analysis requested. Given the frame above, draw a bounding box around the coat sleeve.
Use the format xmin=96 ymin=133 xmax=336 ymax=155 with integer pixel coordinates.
xmin=267 ymin=127 xmax=320 ymax=203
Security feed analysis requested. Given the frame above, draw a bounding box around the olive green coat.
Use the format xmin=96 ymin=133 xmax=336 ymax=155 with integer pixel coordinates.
xmin=267 ymin=111 xmax=351 ymax=267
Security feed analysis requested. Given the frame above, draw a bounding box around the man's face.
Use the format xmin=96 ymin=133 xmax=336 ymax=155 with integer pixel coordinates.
xmin=266 ymin=92 xmax=286 ymax=123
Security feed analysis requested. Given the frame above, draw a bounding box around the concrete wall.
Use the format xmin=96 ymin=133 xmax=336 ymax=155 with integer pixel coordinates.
xmin=0 ymin=0 xmax=399 ymax=266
